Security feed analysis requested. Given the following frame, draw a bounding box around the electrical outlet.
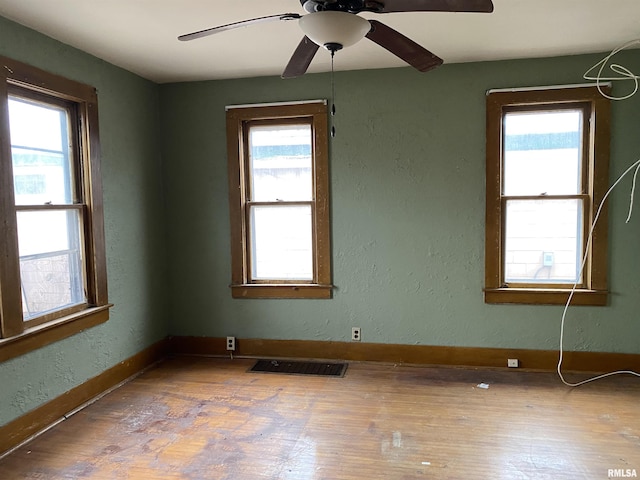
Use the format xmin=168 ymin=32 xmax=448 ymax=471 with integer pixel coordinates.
xmin=351 ymin=327 xmax=361 ymax=342
xmin=226 ymin=336 xmax=236 ymax=351
xmin=507 ymin=358 xmax=519 ymax=368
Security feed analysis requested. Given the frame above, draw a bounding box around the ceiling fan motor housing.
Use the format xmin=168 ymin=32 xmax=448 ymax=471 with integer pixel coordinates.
xmin=301 ymin=0 xmax=384 ymax=13
xmin=299 ymin=11 xmax=372 ymax=50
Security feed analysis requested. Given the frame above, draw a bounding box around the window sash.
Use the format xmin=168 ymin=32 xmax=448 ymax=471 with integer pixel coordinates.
xmin=501 ymin=196 xmax=587 ymax=288
xmin=9 ymin=92 xmax=81 ymax=207
xmin=243 ymin=118 xmax=317 ymax=284
xmin=501 ymin=103 xmax=590 ymax=198
xmin=499 ymin=103 xmax=591 ymax=290
xmin=7 ymin=88 xmax=90 ymax=328
xmin=246 ymin=201 xmax=315 ymax=283
xmin=16 ymin=205 xmax=88 ymax=327
xmin=247 ymin=122 xmax=313 ymax=203
xmin=500 ymin=102 xmax=590 ymax=289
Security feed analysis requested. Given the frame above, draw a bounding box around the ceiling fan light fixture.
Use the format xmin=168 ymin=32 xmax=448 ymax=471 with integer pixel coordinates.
xmin=299 ymin=11 xmax=371 ymax=51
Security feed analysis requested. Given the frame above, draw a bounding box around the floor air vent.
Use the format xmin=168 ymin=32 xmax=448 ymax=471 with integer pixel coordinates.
xmin=249 ymin=359 xmax=347 ymax=377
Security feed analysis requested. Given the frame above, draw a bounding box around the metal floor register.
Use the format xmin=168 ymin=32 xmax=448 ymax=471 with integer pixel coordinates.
xmin=249 ymin=359 xmax=347 ymax=377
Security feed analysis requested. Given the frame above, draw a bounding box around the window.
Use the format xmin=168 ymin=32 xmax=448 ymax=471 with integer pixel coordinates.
xmin=0 ymin=55 xmax=109 ymax=361
xmin=485 ymin=86 xmax=610 ymax=305
xmin=226 ymin=101 xmax=332 ymax=299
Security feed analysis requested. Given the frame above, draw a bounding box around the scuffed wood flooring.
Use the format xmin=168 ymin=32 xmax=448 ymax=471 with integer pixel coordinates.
xmin=1 ymin=356 xmax=639 ymax=479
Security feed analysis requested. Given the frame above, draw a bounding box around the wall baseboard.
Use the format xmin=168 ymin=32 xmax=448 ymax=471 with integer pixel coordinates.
xmin=0 ymin=338 xmax=170 ymax=457
xmin=3 ymin=335 xmax=640 ymax=457
xmin=169 ymin=336 xmax=640 ymax=374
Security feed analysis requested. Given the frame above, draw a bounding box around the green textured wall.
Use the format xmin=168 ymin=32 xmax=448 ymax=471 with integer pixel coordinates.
xmin=161 ymin=50 xmax=640 ymax=354
xmin=0 ymin=17 xmax=168 ymax=426
xmin=1 ymin=11 xmax=639 ymax=433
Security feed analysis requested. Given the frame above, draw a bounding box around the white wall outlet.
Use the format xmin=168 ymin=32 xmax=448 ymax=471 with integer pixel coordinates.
xmin=351 ymin=327 xmax=361 ymax=342
xmin=507 ymin=358 xmax=519 ymax=368
xmin=226 ymin=336 xmax=236 ymax=351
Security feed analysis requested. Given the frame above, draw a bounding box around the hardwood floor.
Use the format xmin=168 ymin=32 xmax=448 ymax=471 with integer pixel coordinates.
xmin=1 ymin=356 xmax=639 ymax=479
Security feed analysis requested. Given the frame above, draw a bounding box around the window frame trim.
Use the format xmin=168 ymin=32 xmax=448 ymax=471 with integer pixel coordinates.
xmin=484 ymin=85 xmax=611 ymax=306
xmin=226 ymin=101 xmax=332 ymax=299
xmin=0 ymin=55 xmax=110 ymax=361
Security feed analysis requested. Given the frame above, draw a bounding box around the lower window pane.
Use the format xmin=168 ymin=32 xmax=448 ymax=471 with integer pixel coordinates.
xmin=250 ymin=205 xmax=313 ymax=281
xmin=504 ymin=199 xmax=583 ymax=284
xmin=17 ymin=209 xmax=86 ymax=320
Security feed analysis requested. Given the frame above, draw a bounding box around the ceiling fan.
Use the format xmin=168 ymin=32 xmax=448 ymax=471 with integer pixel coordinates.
xmin=179 ymin=0 xmax=494 ymax=78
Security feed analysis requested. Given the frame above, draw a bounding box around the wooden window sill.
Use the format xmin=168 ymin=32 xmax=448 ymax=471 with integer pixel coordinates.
xmin=231 ymin=284 xmax=333 ymax=299
xmin=484 ymin=288 xmax=607 ymax=306
xmin=0 ymin=305 xmax=112 ymax=363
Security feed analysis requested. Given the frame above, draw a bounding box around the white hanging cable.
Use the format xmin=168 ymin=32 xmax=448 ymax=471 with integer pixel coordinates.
xmin=626 ymin=162 xmax=640 ymax=223
xmin=558 ymin=158 xmax=640 ymax=386
xmin=558 ymin=40 xmax=640 ymax=386
xmin=583 ymin=39 xmax=640 ymax=101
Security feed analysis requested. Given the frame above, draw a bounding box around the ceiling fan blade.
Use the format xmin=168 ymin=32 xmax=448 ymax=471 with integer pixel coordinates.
xmin=365 ymin=20 xmax=443 ymax=72
xmin=178 ymin=13 xmax=301 ymax=41
xmin=377 ymin=0 xmax=493 ymax=13
xmin=282 ymin=36 xmax=320 ymax=78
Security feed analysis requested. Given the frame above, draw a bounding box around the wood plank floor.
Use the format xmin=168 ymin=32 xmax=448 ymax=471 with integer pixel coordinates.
xmin=1 ymin=356 xmax=639 ymax=479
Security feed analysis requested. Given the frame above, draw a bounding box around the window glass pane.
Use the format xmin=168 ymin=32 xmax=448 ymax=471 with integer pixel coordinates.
xmin=249 ymin=124 xmax=312 ymax=202
xmin=9 ymin=97 xmax=74 ymax=205
xmin=250 ymin=205 xmax=313 ymax=280
xmin=503 ymin=110 xmax=582 ymax=196
xmin=504 ymin=199 xmax=583 ymax=284
xmin=17 ymin=209 xmax=86 ymax=320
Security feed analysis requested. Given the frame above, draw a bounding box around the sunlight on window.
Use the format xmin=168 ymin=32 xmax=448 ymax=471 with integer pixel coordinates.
xmin=503 ymin=110 xmax=582 ymax=196
xmin=503 ymin=110 xmax=584 ymax=284
xmin=8 ymin=98 xmax=64 ymax=152
xmin=249 ymin=124 xmax=312 ymax=202
xmin=248 ymin=124 xmax=313 ymax=281
xmin=251 ymin=205 xmax=313 ymax=280
xmin=505 ymin=200 xmax=582 ymax=283
xmin=9 ymin=98 xmax=73 ymax=206
xmin=9 ymin=97 xmax=85 ymax=320
xmin=17 ymin=210 xmax=85 ymax=319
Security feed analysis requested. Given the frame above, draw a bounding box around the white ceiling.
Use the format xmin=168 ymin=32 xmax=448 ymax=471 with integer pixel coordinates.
xmin=0 ymin=0 xmax=639 ymax=84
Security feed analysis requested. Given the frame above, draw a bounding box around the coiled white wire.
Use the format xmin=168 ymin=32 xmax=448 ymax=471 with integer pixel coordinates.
xmin=583 ymin=39 xmax=640 ymax=100
xmin=557 ymin=40 xmax=640 ymax=386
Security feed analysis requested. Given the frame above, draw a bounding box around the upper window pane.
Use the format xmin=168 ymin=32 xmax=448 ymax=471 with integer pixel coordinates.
xmin=249 ymin=124 xmax=312 ymax=202
xmin=9 ymin=97 xmax=74 ymax=205
xmin=503 ymin=110 xmax=582 ymax=196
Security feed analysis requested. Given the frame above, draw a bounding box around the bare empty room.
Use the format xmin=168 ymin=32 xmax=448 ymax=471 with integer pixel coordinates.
xmin=0 ymin=1 xmax=639 ymax=479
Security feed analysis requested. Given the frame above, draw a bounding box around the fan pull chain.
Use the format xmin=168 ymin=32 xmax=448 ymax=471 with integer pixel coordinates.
xmin=330 ymin=50 xmax=336 ymax=138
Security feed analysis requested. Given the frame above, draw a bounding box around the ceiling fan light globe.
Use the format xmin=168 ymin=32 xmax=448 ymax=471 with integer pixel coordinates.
xmin=299 ymin=11 xmax=371 ymax=50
